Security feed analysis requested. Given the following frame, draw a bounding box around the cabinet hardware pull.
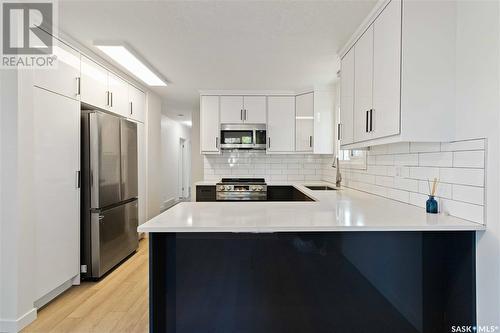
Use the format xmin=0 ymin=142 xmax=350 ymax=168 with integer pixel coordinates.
xmin=130 ymin=102 xmax=133 ymax=115
xmin=268 ymin=137 xmax=271 ymax=148
xmin=76 ymin=170 xmax=81 ymax=189
xmin=216 ymin=137 xmax=219 ymax=148
xmin=366 ymin=110 xmax=369 ymax=133
xmin=241 ymin=109 xmax=243 ymax=121
xmin=76 ymin=77 xmax=81 ymax=96
xmin=106 ymin=91 xmax=110 ymax=106
xmin=338 ymin=123 xmax=341 ymax=140
xmin=309 ymin=136 xmax=313 ymax=148
xmin=110 ymin=92 xmax=113 ymax=107
xmin=244 ymin=109 xmax=247 ymax=121
xmin=369 ymin=109 xmax=373 ymax=132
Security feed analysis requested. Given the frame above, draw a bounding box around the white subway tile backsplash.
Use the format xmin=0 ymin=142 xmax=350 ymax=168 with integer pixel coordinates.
xmin=204 ymin=152 xmax=335 ymax=183
xmin=440 ymin=199 xmax=484 ymax=224
xmin=386 ymin=188 xmax=410 ymax=203
xmin=376 ymin=176 xmax=394 ymax=187
xmin=340 ymin=139 xmax=486 ymax=224
xmin=394 ymin=154 xmax=419 ymax=166
xmin=366 ymin=165 xmax=388 ymax=176
xmin=393 ymin=177 xmax=419 ymax=192
xmin=441 ymin=139 xmax=485 ymax=152
xmin=409 ymin=167 xmax=440 ymax=180
xmin=204 ymin=139 xmax=486 ymax=224
xmin=376 ymin=155 xmax=394 ymax=166
xmin=452 ymin=184 xmax=484 ymax=205
xmin=453 ymin=151 xmax=485 ymax=168
xmin=409 ymin=192 xmax=428 ymax=208
xmin=417 ymin=181 xmax=452 ymax=199
xmin=439 ymin=168 xmax=484 ymax=187
xmin=410 ymin=142 xmax=441 ymax=153
xmin=386 ymin=142 xmax=410 ymax=154
xmin=418 ymin=152 xmax=453 ymax=167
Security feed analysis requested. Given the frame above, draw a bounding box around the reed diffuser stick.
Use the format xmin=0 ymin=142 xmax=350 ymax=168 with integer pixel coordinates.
xmin=431 ymin=178 xmax=438 ymax=196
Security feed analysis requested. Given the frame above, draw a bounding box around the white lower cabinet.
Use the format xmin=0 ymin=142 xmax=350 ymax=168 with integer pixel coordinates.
xmin=267 ymin=96 xmax=295 ymax=153
xmin=33 ymin=87 xmax=80 ymax=300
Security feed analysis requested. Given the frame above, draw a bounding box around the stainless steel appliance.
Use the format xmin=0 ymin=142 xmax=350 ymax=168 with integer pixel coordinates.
xmin=216 ymin=178 xmax=267 ymax=201
xmin=220 ymin=124 xmax=266 ymax=150
xmin=81 ymin=110 xmax=138 ymax=279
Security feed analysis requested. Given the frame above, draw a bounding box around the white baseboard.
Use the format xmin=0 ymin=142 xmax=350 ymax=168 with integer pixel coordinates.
xmin=0 ymin=307 xmax=37 ymax=333
xmin=34 ymin=277 xmax=75 ymax=309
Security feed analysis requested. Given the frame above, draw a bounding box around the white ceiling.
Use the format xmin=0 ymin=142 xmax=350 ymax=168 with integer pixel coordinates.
xmin=59 ymin=0 xmax=377 ymax=119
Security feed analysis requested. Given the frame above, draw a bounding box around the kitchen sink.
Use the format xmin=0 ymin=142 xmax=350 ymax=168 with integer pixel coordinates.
xmin=305 ymin=185 xmax=337 ymax=191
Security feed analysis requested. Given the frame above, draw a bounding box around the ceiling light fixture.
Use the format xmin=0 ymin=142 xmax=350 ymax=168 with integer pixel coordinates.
xmin=94 ymin=42 xmax=167 ymax=87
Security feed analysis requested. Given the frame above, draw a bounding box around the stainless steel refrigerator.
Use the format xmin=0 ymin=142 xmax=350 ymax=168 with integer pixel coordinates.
xmin=81 ymin=110 xmax=139 ymax=279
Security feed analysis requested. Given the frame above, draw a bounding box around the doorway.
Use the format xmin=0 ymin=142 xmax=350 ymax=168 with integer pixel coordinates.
xmin=178 ymin=138 xmax=191 ymax=200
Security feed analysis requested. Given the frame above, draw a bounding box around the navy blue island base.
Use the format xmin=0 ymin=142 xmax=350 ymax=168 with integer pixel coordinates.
xmin=149 ymin=231 xmax=475 ymax=333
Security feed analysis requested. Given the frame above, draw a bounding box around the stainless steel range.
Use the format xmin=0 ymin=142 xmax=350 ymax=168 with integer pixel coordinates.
xmin=216 ymin=178 xmax=267 ymax=201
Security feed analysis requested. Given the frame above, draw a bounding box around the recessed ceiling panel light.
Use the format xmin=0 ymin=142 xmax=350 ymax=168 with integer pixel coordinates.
xmin=95 ymin=43 xmax=167 ymax=87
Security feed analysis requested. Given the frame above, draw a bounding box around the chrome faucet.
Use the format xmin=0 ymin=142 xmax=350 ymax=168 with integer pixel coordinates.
xmin=335 ymin=157 xmax=342 ymax=188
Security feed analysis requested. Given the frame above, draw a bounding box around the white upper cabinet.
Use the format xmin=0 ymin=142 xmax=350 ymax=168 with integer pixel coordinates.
xmin=340 ymin=48 xmax=355 ymax=145
xmin=372 ymin=0 xmax=401 ymax=139
xmin=267 ymin=96 xmax=295 ymax=153
xmin=313 ymin=89 xmax=335 ymax=154
xmin=353 ymin=25 xmax=374 ymax=143
xmin=200 ymin=95 xmax=220 ymax=153
xmin=128 ymin=86 xmax=146 ymax=123
xmin=295 ymin=93 xmax=314 ymax=152
xmin=340 ymin=0 xmax=456 ymax=148
xmin=33 ymin=34 xmax=81 ymax=100
xmin=243 ymin=96 xmax=267 ymax=123
xmin=80 ymin=55 xmax=108 ymax=110
xmin=220 ymin=96 xmax=267 ymax=124
xmin=220 ymin=96 xmax=244 ymax=123
xmin=107 ymin=72 xmax=129 ymax=117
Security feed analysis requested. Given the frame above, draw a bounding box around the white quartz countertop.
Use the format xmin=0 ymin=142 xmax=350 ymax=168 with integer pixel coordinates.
xmin=138 ymin=182 xmax=485 ymax=233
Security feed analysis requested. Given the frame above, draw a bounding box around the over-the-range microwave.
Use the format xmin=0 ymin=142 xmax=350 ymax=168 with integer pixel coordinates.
xmin=220 ymin=124 xmax=267 ymax=150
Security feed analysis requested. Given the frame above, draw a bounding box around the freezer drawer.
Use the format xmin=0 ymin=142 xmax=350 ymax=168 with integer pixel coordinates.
xmin=90 ymin=200 xmax=138 ymax=278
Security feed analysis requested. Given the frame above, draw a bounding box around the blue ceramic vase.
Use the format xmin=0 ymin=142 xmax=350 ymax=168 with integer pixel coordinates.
xmin=426 ymin=196 xmax=438 ymax=214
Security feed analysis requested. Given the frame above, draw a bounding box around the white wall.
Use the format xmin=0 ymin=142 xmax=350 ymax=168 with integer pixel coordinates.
xmin=0 ymin=71 xmax=38 ymax=332
xmin=160 ymin=115 xmax=191 ymax=207
xmin=191 ymin=108 xmax=204 ymax=201
xmin=454 ymin=0 xmax=500 ymax=325
xmin=146 ymin=92 xmax=163 ymax=219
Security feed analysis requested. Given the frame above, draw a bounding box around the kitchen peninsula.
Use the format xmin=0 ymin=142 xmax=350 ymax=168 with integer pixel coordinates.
xmin=138 ymin=183 xmax=483 ymax=333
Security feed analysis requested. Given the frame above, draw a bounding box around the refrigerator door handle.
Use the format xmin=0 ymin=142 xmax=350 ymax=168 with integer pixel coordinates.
xmin=76 ymin=170 xmax=81 ymax=189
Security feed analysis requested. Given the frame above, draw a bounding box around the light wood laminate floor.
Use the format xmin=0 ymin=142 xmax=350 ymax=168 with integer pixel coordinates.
xmin=23 ymin=238 xmax=149 ymax=333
